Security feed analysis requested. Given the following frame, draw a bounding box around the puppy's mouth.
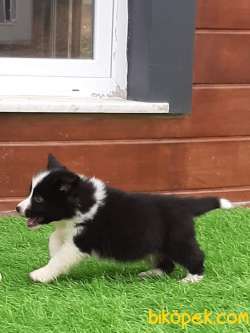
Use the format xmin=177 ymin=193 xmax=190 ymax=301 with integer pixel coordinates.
xmin=27 ymin=217 xmax=44 ymax=229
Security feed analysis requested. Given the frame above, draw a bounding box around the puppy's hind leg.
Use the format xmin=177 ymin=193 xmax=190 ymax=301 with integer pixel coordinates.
xmin=156 ymin=255 xmax=175 ymax=274
xmin=170 ymin=240 xmax=205 ymax=283
xmin=138 ymin=255 xmax=174 ymax=279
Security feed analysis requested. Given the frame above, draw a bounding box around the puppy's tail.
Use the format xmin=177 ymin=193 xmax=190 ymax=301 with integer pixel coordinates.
xmin=183 ymin=197 xmax=233 ymax=217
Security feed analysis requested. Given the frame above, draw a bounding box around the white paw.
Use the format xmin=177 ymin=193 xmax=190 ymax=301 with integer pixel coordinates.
xmin=181 ymin=273 xmax=203 ymax=284
xmin=219 ymin=198 xmax=233 ymax=209
xmin=138 ymin=268 xmax=164 ymax=279
xmin=29 ymin=266 xmax=55 ymax=283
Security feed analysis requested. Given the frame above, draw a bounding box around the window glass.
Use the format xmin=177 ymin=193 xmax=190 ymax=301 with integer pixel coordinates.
xmin=0 ymin=0 xmax=94 ymax=58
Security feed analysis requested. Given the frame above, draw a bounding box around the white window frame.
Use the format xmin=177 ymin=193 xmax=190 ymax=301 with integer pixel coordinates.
xmin=0 ymin=0 xmax=128 ymax=98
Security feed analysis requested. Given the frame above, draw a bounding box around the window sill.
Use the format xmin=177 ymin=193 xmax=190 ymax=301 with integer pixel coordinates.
xmin=0 ymin=96 xmax=169 ymax=114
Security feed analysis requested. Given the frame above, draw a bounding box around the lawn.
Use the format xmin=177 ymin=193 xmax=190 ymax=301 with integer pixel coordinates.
xmin=0 ymin=208 xmax=249 ymax=333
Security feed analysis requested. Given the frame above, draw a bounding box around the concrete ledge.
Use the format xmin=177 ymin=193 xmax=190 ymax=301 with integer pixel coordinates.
xmin=0 ymin=96 xmax=169 ymax=114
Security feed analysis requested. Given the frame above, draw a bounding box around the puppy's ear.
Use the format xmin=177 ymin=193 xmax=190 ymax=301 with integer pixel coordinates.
xmin=56 ymin=172 xmax=80 ymax=193
xmin=47 ymin=154 xmax=65 ymax=170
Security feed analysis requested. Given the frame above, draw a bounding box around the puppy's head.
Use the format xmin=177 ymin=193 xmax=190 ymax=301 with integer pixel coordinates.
xmin=16 ymin=154 xmax=95 ymax=229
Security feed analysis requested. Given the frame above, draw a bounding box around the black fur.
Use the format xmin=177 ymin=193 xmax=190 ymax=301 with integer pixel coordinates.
xmin=74 ymin=187 xmax=217 ymax=275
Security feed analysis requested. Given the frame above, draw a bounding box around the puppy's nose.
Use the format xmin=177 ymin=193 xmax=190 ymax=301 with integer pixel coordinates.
xmin=16 ymin=205 xmax=20 ymax=213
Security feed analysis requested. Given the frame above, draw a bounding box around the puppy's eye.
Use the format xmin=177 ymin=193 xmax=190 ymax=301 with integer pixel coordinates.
xmin=33 ymin=195 xmax=44 ymax=204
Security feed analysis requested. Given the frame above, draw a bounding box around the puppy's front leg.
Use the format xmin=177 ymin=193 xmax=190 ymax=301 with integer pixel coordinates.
xmin=30 ymin=241 xmax=89 ymax=283
xmin=49 ymin=229 xmax=65 ymax=258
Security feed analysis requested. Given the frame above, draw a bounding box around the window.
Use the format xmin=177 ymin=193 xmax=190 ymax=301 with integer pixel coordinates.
xmin=0 ymin=0 xmax=196 ymax=114
xmin=0 ymin=0 xmax=16 ymax=24
xmin=0 ymin=0 xmax=128 ymax=97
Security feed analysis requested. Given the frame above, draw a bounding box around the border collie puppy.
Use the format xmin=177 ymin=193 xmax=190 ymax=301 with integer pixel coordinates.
xmin=16 ymin=154 xmax=232 ymax=284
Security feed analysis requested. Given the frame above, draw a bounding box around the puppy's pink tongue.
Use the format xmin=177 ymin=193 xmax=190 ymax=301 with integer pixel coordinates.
xmin=27 ymin=218 xmax=39 ymax=228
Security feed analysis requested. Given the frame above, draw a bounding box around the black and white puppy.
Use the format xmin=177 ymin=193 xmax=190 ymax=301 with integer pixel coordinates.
xmin=16 ymin=154 xmax=232 ymax=284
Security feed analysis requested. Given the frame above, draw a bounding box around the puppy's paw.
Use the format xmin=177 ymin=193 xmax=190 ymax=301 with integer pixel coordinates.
xmin=181 ymin=273 xmax=203 ymax=284
xmin=138 ymin=268 xmax=164 ymax=279
xmin=29 ymin=266 xmax=55 ymax=283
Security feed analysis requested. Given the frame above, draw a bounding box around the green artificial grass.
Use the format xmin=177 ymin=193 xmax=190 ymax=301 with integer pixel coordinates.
xmin=0 ymin=208 xmax=249 ymax=333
